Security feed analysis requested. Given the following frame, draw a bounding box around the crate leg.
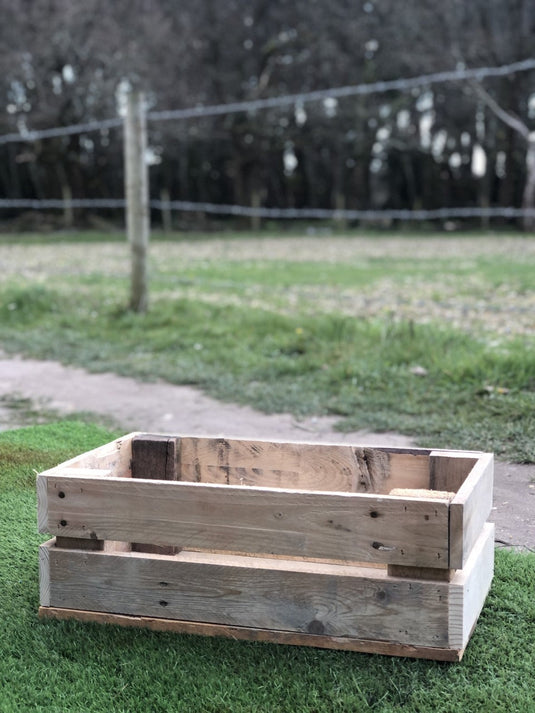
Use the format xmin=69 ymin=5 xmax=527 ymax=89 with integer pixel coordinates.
xmin=131 ymin=435 xmax=180 ymax=555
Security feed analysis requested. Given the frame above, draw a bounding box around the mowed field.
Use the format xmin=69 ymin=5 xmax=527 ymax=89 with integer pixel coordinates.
xmin=1 ymin=231 xmax=535 ymax=461
xmin=2 ymin=233 xmax=535 ymax=335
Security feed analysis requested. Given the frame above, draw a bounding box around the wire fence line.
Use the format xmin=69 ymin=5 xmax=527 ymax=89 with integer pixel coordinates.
xmin=146 ymin=57 xmax=535 ymax=123
xmin=0 ymin=117 xmax=123 ymax=146
xmin=1 ymin=197 xmax=534 ymax=222
xmin=0 ymin=58 xmax=534 ymax=145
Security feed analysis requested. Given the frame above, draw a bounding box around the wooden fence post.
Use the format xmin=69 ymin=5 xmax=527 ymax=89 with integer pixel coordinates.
xmin=124 ymin=90 xmax=150 ymax=312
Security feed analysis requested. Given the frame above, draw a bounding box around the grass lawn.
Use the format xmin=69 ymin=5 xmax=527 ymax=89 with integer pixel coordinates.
xmin=0 ymin=421 xmax=534 ymax=712
xmin=1 ymin=232 xmax=535 ymax=462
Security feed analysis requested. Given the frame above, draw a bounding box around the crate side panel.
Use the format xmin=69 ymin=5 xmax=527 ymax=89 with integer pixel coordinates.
xmin=449 ymin=454 xmax=493 ymax=569
xmin=42 ymin=433 xmax=136 ymax=478
xmin=178 ymin=437 xmax=360 ymax=491
xmin=44 ymin=475 xmax=450 ymax=567
xmin=448 ymin=522 xmax=494 ymax=649
xmin=47 ymin=548 xmax=450 ymax=647
xmin=379 ymin=453 xmax=431 ymax=493
xmin=429 ymin=452 xmax=479 ymax=492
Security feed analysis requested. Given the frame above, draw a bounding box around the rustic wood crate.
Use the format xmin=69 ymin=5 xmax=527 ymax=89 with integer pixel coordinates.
xmin=37 ymin=433 xmax=494 ymax=661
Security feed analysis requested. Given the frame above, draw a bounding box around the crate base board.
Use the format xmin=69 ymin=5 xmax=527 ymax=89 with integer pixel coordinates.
xmin=38 ymin=606 xmax=463 ymax=661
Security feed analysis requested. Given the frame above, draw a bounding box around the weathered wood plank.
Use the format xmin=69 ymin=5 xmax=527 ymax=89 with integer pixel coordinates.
xmin=387 ymin=565 xmax=454 ymax=582
xmin=429 ymin=451 xmax=478 ymax=493
xmin=39 ymin=542 xmax=51 ymax=607
xmin=45 ymin=545 xmax=450 ymax=648
xmin=448 ymin=522 xmax=494 ymax=649
xmin=42 ymin=474 xmax=451 ymax=567
xmin=55 ymin=536 xmax=104 ymax=551
xmin=132 ymin=435 xmax=179 ymax=555
xmin=40 ymin=433 xmax=136 ymax=478
xmin=178 ymin=437 xmax=431 ymax=494
xmin=38 ymin=606 xmax=462 ymax=661
xmin=179 ymin=437 xmax=361 ymax=491
xmin=132 ymin=435 xmax=177 ymax=480
xmin=377 ymin=453 xmax=430 ymax=493
xmin=449 ymin=453 xmax=493 ymax=569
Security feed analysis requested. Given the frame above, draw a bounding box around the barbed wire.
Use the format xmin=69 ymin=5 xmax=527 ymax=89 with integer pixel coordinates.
xmin=1 ymin=197 xmax=533 ymax=221
xmin=0 ymin=58 xmax=534 ymax=146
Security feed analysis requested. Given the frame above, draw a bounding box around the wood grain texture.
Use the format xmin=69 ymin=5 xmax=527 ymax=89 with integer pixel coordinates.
xmin=42 ymin=474 xmax=451 ymax=567
xmin=387 ymin=565 xmax=454 ymax=582
xmin=449 ymin=453 xmax=493 ymax=569
xmin=179 ymin=437 xmax=363 ymax=491
xmin=38 ymin=606 xmax=462 ymax=661
xmin=55 ymin=536 xmax=104 ymax=551
xmin=177 ymin=437 xmax=432 ymax=494
xmin=45 ymin=545 xmax=451 ymax=647
xmin=39 ymin=542 xmax=51 ymax=606
xmin=429 ymin=451 xmax=478 ymax=492
xmin=377 ymin=453 xmax=431 ymax=493
xmin=132 ymin=435 xmax=179 ymax=555
xmin=448 ymin=522 xmax=494 ymax=649
xmin=40 ymin=433 xmax=137 ymax=478
xmin=132 ymin=435 xmax=177 ymax=480
xmin=36 ymin=474 xmax=49 ymax=534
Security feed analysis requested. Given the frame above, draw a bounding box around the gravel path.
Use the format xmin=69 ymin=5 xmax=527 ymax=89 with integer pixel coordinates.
xmin=1 ymin=351 xmax=533 ymax=551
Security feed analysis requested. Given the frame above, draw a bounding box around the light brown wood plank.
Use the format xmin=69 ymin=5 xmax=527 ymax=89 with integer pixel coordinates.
xmin=42 ymin=474 xmax=451 ymax=567
xmin=449 ymin=522 xmax=494 ymax=649
xmin=429 ymin=451 xmax=478 ymax=493
xmin=178 ymin=437 xmax=432 ymax=495
xmin=39 ymin=541 xmax=51 ymax=607
xmin=41 ymin=433 xmax=136 ymax=478
xmin=38 ymin=606 xmax=462 ymax=661
xmin=377 ymin=453 xmax=431 ymax=493
xmin=179 ymin=437 xmax=360 ymax=491
xmin=449 ymin=453 xmax=493 ymax=569
xmin=45 ymin=546 xmax=450 ymax=647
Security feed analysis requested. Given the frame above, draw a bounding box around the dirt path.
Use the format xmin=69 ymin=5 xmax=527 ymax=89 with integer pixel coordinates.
xmin=0 ymin=351 xmax=533 ymax=550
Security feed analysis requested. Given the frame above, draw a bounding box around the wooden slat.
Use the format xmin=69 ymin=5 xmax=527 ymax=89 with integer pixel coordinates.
xmin=387 ymin=565 xmax=454 ymax=582
xmin=39 ymin=542 xmax=51 ymax=607
xmin=448 ymin=522 xmax=494 ymax=649
xmin=179 ymin=437 xmax=362 ymax=491
xmin=40 ymin=474 xmax=451 ymax=567
xmin=449 ymin=454 xmax=493 ymax=569
xmin=429 ymin=451 xmax=478 ymax=493
xmin=38 ymin=607 xmax=462 ymax=661
xmin=377 ymin=453 xmax=430 ymax=493
xmin=55 ymin=536 xmax=104 ymax=551
xmin=40 ymin=433 xmax=136 ymax=478
xmin=177 ymin=437 xmax=431 ymax=494
xmin=43 ymin=543 xmax=451 ymax=648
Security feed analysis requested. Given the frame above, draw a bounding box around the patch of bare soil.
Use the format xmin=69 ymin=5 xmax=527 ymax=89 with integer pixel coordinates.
xmin=0 ymin=351 xmax=533 ymax=550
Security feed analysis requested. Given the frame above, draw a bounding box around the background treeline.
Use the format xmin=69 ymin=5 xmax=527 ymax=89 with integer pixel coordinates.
xmin=0 ymin=0 xmax=534 ymax=230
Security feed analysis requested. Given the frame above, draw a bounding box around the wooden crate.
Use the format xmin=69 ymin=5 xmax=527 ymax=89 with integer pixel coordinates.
xmin=37 ymin=433 xmax=494 ymax=661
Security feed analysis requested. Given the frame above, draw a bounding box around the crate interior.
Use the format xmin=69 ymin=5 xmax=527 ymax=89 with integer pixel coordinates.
xmin=128 ymin=434 xmax=479 ymax=497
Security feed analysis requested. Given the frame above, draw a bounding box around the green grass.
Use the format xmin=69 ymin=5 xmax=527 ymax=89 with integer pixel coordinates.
xmin=1 ymin=280 xmax=535 ymax=461
xmin=1 ymin=233 xmax=535 ymax=461
xmin=0 ymin=422 xmax=534 ymax=712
